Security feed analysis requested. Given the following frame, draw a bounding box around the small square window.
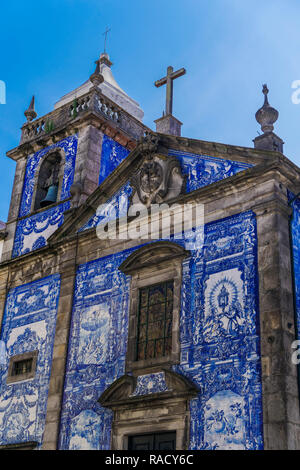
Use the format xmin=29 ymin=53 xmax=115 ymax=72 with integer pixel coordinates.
xmin=7 ymin=351 xmax=38 ymax=384
xmin=12 ymin=358 xmax=33 ymax=376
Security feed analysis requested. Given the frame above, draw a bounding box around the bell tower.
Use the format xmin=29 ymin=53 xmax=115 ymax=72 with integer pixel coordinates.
xmin=2 ymin=50 xmax=147 ymax=261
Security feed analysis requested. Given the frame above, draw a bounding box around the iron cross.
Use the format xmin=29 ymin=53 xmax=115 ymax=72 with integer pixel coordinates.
xmin=103 ymin=27 xmax=111 ymax=53
xmin=154 ymin=66 xmax=186 ymax=116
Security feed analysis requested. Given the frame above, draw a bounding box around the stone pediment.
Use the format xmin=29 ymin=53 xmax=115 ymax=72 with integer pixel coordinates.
xmin=99 ymin=369 xmax=199 ymax=409
xmin=119 ymin=241 xmax=189 ymax=274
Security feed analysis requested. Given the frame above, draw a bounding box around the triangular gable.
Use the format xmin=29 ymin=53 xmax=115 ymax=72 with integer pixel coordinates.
xmin=49 ymin=133 xmax=281 ymax=244
xmin=78 ymin=149 xmax=254 ymax=234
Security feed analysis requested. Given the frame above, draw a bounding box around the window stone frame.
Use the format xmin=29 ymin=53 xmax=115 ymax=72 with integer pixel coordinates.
xmin=99 ymin=370 xmax=199 ymax=450
xmin=119 ymin=241 xmax=189 ymax=374
xmin=7 ymin=350 xmax=38 ymax=384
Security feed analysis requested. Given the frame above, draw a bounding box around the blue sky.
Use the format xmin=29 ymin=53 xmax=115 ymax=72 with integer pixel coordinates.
xmin=0 ymin=0 xmax=300 ymax=221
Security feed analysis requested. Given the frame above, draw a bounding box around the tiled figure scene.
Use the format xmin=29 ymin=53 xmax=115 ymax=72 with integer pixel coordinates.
xmin=59 ymin=211 xmax=262 ymax=450
xmin=0 ymin=275 xmax=61 ymax=448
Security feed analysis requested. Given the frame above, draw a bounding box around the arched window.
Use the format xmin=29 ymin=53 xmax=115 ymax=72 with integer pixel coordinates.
xmin=34 ymin=150 xmax=63 ymax=211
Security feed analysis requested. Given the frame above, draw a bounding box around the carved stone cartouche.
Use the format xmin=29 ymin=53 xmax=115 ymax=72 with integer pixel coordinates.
xmin=130 ymin=154 xmax=185 ymax=208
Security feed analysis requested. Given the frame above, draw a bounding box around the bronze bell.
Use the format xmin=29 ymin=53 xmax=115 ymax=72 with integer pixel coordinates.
xmin=40 ymin=184 xmax=58 ymax=208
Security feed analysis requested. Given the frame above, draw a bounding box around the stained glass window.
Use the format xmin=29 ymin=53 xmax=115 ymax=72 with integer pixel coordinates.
xmin=136 ymin=281 xmax=174 ymax=360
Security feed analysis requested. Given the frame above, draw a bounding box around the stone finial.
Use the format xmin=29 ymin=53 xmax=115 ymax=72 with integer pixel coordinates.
xmin=89 ymin=60 xmax=104 ymax=86
xmin=255 ymin=84 xmax=279 ymax=133
xmin=138 ymin=131 xmax=159 ymax=157
xmin=99 ymin=52 xmax=113 ymax=68
xmin=253 ymin=84 xmax=284 ymax=153
xmin=24 ymin=96 xmax=37 ymax=122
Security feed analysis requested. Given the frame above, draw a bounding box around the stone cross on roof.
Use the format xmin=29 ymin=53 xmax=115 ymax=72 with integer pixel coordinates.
xmin=154 ymin=65 xmax=186 ymax=116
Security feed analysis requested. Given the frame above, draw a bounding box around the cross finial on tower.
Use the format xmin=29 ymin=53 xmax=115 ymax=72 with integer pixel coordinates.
xmin=103 ymin=27 xmax=111 ymax=54
xmin=154 ymin=65 xmax=186 ymax=116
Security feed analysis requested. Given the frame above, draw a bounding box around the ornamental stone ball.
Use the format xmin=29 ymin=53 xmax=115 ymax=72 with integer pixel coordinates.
xmin=255 ymin=84 xmax=279 ymax=133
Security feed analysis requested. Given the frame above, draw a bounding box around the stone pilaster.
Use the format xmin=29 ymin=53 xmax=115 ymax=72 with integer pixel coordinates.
xmin=74 ymin=126 xmax=103 ymax=206
xmin=1 ymin=156 xmax=27 ymax=262
xmin=6 ymin=156 xmax=27 ymax=222
xmin=42 ymin=248 xmax=77 ymax=450
xmin=254 ymin=197 xmax=300 ymax=449
xmin=0 ymin=267 xmax=9 ymax=332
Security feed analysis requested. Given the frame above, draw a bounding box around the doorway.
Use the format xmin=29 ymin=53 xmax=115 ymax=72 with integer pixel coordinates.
xmin=128 ymin=431 xmax=176 ymax=450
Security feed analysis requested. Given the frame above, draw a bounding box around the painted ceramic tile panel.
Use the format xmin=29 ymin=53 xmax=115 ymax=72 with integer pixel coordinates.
xmin=99 ymin=135 xmax=130 ymax=185
xmin=60 ymin=211 xmax=263 ymax=450
xmin=289 ymin=191 xmax=300 ymax=334
xmin=58 ymin=250 xmax=133 ymax=450
xmin=19 ymin=135 xmax=78 ymax=218
xmin=12 ymin=201 xmax=70 ymax=258
xmin=168 ymin=149 xmax=252 ymax=192
xmin=177 ymin=211 xmax=262 ymax=450
xmin=12 ymin=134 xmax=78 ymax=258
xmin=99 ymin=136 xmax=251 ymax=193
xmin=131 ymin=372 xmax=169 ymax=397
xmin=0 ymin=274 xmax=61 ymax=448
xmin=79 ymin=184 xmax=132 ymax=233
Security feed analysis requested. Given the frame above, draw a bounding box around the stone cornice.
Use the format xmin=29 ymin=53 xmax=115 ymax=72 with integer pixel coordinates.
xmin=252 ymin=197 xmax=293 ymax=218
xmin=0 ymin=441 xmax=38 ymax=450
xmin=159 ymin=133 xmax=300 ymax=171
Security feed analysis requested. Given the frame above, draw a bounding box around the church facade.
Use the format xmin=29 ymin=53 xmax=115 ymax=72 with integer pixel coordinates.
xmin=0 ymin=51 xmax=299 ymax=450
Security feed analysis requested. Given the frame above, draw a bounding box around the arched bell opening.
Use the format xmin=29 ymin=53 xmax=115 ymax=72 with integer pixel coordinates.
xmin=33 ymin=150 xmax=65 ymax=211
